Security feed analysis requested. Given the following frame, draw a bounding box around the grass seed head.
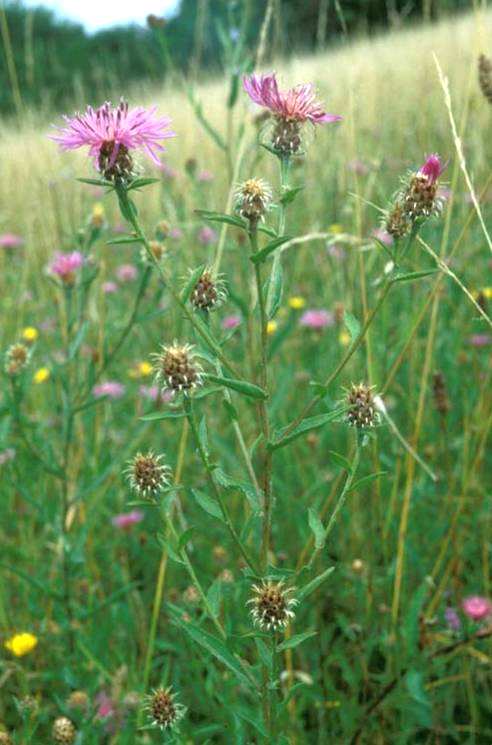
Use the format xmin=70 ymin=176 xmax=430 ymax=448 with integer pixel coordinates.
xmin=248 ymin=581 xmax=297 ymax=631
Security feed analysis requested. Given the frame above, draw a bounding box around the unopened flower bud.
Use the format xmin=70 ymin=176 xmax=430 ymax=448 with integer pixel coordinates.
xmin=52 ymin=716 xmax=76 ymax=744
xmin=247 ymin=581 xmax=297 ymax=631
xmin=126 ymin=451 xmax=170 ymax=498
xmin=144 ymin=687 xmax=186 ymax=730
xmin=5 ymin=343 xmax=30 ymax=376
xmin=153 ymin=342 xmax=203 ymax=393
xmin=346 ymin=383 xmax=379 ymax=429
xmin=190 ymin=268 xmax=226 ymax=311
xmin=235 ymin=178 xmax=272 ymax=224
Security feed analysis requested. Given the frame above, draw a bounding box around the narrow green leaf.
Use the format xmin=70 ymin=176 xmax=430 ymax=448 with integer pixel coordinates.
xmin=297 ymin=567 xmax=335 ymax=602
xmin=277 ymin=630 xmax=317 ymax=652
xmin=156 ymin=536 xmax=184 ymax=565
xmin=190 ymin=489 xmax=224 ymax=522
xmin=328 ymin=450 xmax=352 ymax=471
xmin=250 ymin=235 xmax=292 ymax=264
xmin=195 ymin=209 xmax=247 ymax=231
xmin=178 ymin=527 xmax=195 ymax=551
xmin=280 ymin=186 xmax=304 ymax=206
xmin=106 ymin=235 xmax=141 ymax=245
xmin=394 ymin=269 xmax=439 ymax=282
xmin=140 ymin=411 xmax=186 ymax=421
xmin=77 ymin=177 xmax=113 ymax=188
xmin=203 ymin=373 xmax=267 ymax=400
xmin=213 ymin=469 xmax=261 ymax=512
xmin=308 ymin=508 xmax=325 ymax=550
xmin=265 ymin=259 xmax=283 ymax=320
xmin=347 ymin=471 xmax=387 ymax=493
xmin=269 ymin=409 xmax=345 ymax=451
xmin=127 ymin=177 xmax=160 ymax=191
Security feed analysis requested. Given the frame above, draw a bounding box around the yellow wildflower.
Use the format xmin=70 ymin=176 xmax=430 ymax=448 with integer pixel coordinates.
xmin=22 ymin=327 xmax=38 ymax=344
xmin=4 ymin=632 xmax=38 ymax=657
xmin=483 ymin=287 xmax=492 ymax=299
xmin=129 ymin=361 xmax=153 ymax=379
xmin=288 ymin=296 xmax=306 ymax=310
xmin=33 ymin=367 xmax=50 ymax=384
xmin=328 ymin=223 xmax=344 ymax=234
xmin=339 ymin=330 xmax=351 ymax=347
xmin=266 ymin=320 xmax=278 ymax=335
xmin=91 ymin=203 xmax=105 ymax=228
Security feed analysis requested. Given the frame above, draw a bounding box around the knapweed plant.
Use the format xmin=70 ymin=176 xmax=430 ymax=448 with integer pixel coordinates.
xmin=3 ymin=27 xmax=492 ymax=742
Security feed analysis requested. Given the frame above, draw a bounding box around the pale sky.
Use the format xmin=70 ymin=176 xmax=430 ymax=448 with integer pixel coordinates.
xmin=24 ymin=0 xmax=180 ymax=32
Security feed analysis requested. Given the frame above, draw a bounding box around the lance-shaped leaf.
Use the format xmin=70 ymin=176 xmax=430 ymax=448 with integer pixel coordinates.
xmin=250 ymin=235 xmax=292 ymax=264
xmin=268 ymin=409 xmax=345 ymax=450
xmin=203 ymin=373 xmax=267 ymax=400
xmin=195 ymin=209 xmax=247 ymax=230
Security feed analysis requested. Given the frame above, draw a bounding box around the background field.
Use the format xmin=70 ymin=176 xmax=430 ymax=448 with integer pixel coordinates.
xmin=1 ymin=3 xmax=492 ymax=743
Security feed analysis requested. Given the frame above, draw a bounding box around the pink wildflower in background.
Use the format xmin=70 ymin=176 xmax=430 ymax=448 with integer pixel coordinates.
xmin=243 ymin=73 xmax=341 ymax=125
xmin=444 ymin=606 xmax=461 ymax=631
xmin=52 ymin=100 xmax=175 ymax=177
xmin=347 ymin=158 xmax=369 ymax=175
xmin=102 ymin=281 xmax=118 ymax=294
xmin=93 ymin=381 xmax=125 ymax=399
xmin=0 ymin=233 xmax=24 ymax=249
xmin=50 ymin=251 xmax=84 ymax=282
xmin=299 ymin=309 xmax=334 ymax=329
xmin=372 ymin=227 xmax=393 ymax=246
xmin=222 ymin=315 xmax=242 ymax=330
xmin=198 ymin=226 xmax=217 ymax=245
xmin=112 ymin=510 xmax=144 ymax=530
xmin=116 ymin=264 xmax=137 ymax=282
xmin=170 ymin=227 xmax=183 ymax=240
xmin=139 ymin=384 xmax=160 ymax=401
xmin=198 ymin=170 xmax=214 ymax=182
xmin=158 ymin=160 xmax=178 ymax=179
xmin=462 ymin=595 xmax=492 ymax=621
xmin=468 ymin=334 xmax=491 ymax=347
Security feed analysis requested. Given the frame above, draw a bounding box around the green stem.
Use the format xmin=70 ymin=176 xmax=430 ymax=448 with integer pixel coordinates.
xmin=183 ymin=396 xmax=260 ymax=575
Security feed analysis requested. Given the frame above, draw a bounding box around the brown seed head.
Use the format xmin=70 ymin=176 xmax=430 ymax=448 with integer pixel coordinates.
xmin=126 ymin=451 xmax=170 ymax=498
xmin=432 ymin=371 xmax=450 ymax=418
xmin=5 ymin=343 xmax=30 ymax=376
xmin=404 ymin=173 xmax=441 ymax=220
xmin=98 ymin=141 xmax=134 ymax=182
xmin=145 ymin=687 xmax=185 ymax=730
xmin=385 ymin=202 xmax=410 ymax=240
xmin=272 ymin=116 xmax=302 ymax=154
xmin=153 ymin=343 xmax=203 ymax=393
xmin=52 ymin=716 xmax=76 ymax=745
xmin=190 ymin=268 xmax=226 ymax=311
xmin=346 ymin=383 xmax=379 ymax=428
xmin=66 ymin=690 xmax=89 ymax=710
xmin=0 ymin=733 xmax=12 ymax=745
xmin=248 ymin=581 xmax=297 ymax=631
xmin=478 ymin=54 xmax=492 ymax=104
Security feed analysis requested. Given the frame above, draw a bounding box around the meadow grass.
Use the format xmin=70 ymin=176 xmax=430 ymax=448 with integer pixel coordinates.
xmin=0 ymin=6 xmax=491 ymax=743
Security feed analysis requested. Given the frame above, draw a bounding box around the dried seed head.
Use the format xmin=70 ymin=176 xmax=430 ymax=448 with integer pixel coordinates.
xmin=235 ymin=178 xmax=272 ymax=223
xmin=384 ymin=202 xmax=410 ymax=240
xmin=248 ymin=581 xmax=297 ymax=631
xmin=144 ymin=687 xmax=186 ymax=730
xmin=346 ymin=383 xmax=380 ymax=429
xmin=5 ymin=343 xmax=30 ymax=376
xmin=153 ymin=342 xmax=203 ymax=393
xmin=52 ymin=716 xmax=76 ymax=745
xmin=478 ymin=54 xmax=492 ymax=104
xmin=190 ymin=268 xmax=227 ymax=311
xmin=0 ymin=732 xmax=12 ymax=745
xmin=126 ymin=451 xmax=170 ymax=498
xmin=403 ymin=173 xmax=441 ymax=220
xmin=156 ymin=220 xmax=170 ymax=240
xmin=66 ymin=690 xmax=89 ymax=710
xmin=17 ymin=694 xmax=38 ymax=715
xmin=98 ymin=141 xmax=135 ymax=182
xmin=432 ymin=371 xmax=450 ymax=418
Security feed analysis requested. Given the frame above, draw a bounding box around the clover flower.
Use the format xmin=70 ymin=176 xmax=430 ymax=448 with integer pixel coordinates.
xmin=243 ymin=72 xmax=341 ymax=154
xmin=462 ymin=595 xmax=492 ymax=621
xmin=52 ymin=99 xmax=175 ymax=182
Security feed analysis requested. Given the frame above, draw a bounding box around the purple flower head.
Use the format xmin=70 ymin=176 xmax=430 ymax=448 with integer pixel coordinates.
xmin=102 ymin=281 xmax=118 ymax=294
xmin=116 ymin=263 xmax=137 ymax=282
xmin=93 ymin=381 xmax=125 ymax=399
xmin=419 ymin=154 xmax=445 ymax=186
xmin=52 ymin=99 xmax=175 ymax=173
xmin=139 ymin=384 xmax=160 ymax=402
xmin=0 ymin=233 xmax=24 ymax=249
xmin=444 ymin=606 xmax=461 ymax=631
xmin=170 ymin=227 xmax=183 ymax=240
xmin=299 ymin=309 xmax=334 ymax=330
xmin=222 ymin=314 xmax=242 ymax=330
xmin=50 ymin=251 xmax=84 ymax=280
xmin=372 ymin=227 xmax=394 ymax=246
xmin=462 ymin=595 xmax=492 ymax=621
xmin=198 ymin=226 xmax=217 ymax=245
xmin=198 ymin=170 xmax=214 ymax=182
xmin=243 ymin=73 xmax=341 ymax=125
xmin=112 ymin=510 xmax=144 ymax=530
xmin=469 ymin=334 xmax=491 ymax=347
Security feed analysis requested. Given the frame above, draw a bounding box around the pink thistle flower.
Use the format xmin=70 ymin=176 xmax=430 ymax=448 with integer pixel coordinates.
xmin=116 ymin=264 xmax=137 ymax=282
xmin=0 ymin=233 xmax=24 ymax=249
xmin=418 ymin=154 xmax=445 ymax=186
xmin=111 ymin=510 xmax=144 ymax=530
xmin=462 ymin=595 xmax=492 ymax=621
xmin=52 ymin=100 xmax=175 ymax=179
xmin=50 ymin=251 xmax=84 ymax=284
xmin=299 ymin=309 xmax=334 ymax=329
xmin=102 ymin=281 xmax=118 ymax=294
xmin=468 ymin=334 xmax=491 ymax=347
xmin=372 ymin=227 xmax=394 ymax=246
xmin=93 ymin=381 xmax=125 ymax=399
xmin=198 ymin=226 xmax=217 ymax=245
xmin=170 ymin=227 xmax=183 ymax=240
xmin=243 ymin=73 xmax=341 ymax=125
xmin=222 ymin=314 xmax=242 ymax=330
